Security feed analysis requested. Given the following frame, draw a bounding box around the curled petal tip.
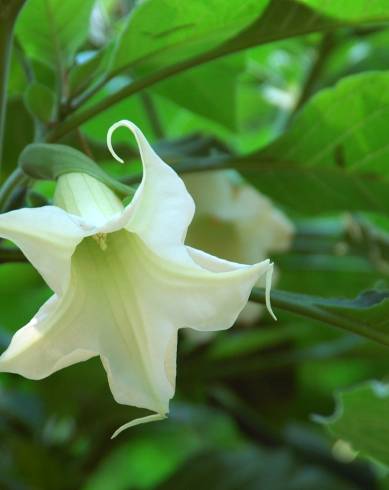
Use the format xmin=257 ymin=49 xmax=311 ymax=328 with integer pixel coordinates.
xmin=107 ymin=121 xmax=127 ymax=164
xmin=265 ymin=262 xmax=277 ymax=321
xmin=111 ymin=412 xmax=167 ymax=439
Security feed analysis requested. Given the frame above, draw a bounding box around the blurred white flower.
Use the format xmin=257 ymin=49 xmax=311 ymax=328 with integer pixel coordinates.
xmin=184 ymin=170 xmax=294 ymax=324
xmin=0 ymin=121 xmax=274 ymax=436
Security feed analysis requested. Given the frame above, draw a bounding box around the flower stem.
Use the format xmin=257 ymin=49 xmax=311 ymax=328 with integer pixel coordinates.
xmin=140 ymin=93 xmax=165 ymax=140
xmin=292 ymin=33 xmax=336 ymax=114
xmin=0 ymin=167 xmax=28 ymax=211
xmin=0 ymin=0 xmax=26 ymax=174
xmin=251 ymin=287 xmax=389 ymax=348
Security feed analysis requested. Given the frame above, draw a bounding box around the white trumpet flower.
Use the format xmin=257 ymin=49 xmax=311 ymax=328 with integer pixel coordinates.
xmin=0 ymin=121 xmax=274 ymax=436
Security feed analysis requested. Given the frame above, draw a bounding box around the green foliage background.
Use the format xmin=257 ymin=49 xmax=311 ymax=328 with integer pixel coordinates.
xmin=1 ymin=0 xmax=389 ymax=488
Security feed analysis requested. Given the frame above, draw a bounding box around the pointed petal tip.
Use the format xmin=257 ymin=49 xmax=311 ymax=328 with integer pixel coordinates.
xmin=266 ymin=262 xmax=277 ymax=322
xmin=111 ymin=412 xmax=167 ymax=439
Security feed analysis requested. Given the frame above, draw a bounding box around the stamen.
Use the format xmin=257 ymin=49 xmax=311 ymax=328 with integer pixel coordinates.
xmin=93 ymin=233 xmax=108 ymax=251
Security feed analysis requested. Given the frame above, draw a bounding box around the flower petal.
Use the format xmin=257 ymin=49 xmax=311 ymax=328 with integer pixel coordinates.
xmin=72 ymin=232 xmax=178 ymax=417
xmin=107 ymin=120 xmax=195 ymax=264
xmin=175 ymin=246 xmax=276 ymax=328
xmin=0 ymin=206 xmax=85 ymax=294
xmin=0 ymin=292 xmax=97 ymax=379
xmin=54 ymin=172 xmax=124 ymax=230
xmin=111 ymin=413 xmax=166 ymax=439
xmin=118 ymin=231 xmax=274 ymax=334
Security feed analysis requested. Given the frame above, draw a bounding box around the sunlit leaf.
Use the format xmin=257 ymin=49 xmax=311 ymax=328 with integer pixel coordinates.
xmin=112 ymin=0 xmax=270 ymax=74
xmin=241 ymin=72 xmax=389 ymax=214
xmin=16 ymin=0 xmax=95 ymax=69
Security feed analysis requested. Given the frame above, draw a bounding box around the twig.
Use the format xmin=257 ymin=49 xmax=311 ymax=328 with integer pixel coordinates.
xmin=0 ymin=0 xmax=26 ymax=172
xmin=292 ymin=33 xmax=336 ymax=116
xmin=140 ymin=92 xmax=165 ymax=139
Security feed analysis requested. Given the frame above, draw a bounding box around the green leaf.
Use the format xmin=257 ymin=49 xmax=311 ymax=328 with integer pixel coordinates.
xmin=154 ymin=57 xmax=244 ymax=130
xmin=243 ymin=72 xmax=389 ymax=214
xmin=68 ymin=45 xmax=115 ymax=99
xmin=299 ymin=0 xmax=389 ymax=21
xmin=8 ymin=52 xmax=29 ymax=97
xmin=317 ymin=380 xmax=389 ymax=467
xmin=24 ymin=81 xmax=56 ymax=123
xmin=19 ymin=143 xmax=133 ymax=197
xmin=112 ymin=0 xmax=389 ymax=78
xmin=112 ymin=0 xmax=270 ymax=75
xmin=48 ymin=1 xmax=389 ymax=142
xmin=251 ymin=287 xmax=389 ymax=347
xmin=15 ymin=0 xmax=95 ymax=69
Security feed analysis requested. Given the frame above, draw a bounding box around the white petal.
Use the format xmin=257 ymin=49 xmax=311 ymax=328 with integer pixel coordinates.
xmin=111 ymin=413 xmax=166 ymax=439
xmin=0 ymin=206 xmax=84 ymax=294
xmin=0 ymin=292 xmax=97 ymax=379
xmin=107 ymin=120 xmax=195 ymax=264
xmin=72 ymin=232 xmax=178 ymax=416
xmin=180 ymin=247 xmax=276 ymax=327
xmin=54 ymin=173 xmax=124 ymax=230
xmin=119 ymin=232 xmax=274 ymax=333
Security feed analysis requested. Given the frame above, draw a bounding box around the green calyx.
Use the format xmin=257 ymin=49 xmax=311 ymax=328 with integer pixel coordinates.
xmin=18 ymin=143 xmax=134 ymax=198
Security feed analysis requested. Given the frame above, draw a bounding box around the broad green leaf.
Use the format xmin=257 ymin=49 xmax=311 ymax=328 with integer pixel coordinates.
xmin=299 ymin=0 xmax=389 ymax=21
xmin=49 ymin=1 xmax=389 ymax=143
xmin=251 ymin=287 xmax=389 ymax=348
xmin=317 ymin=381 xmax=389 ymax=467
xmin=15 ymin=0 xmax=95 ymax=69
xmin=24 ymin=81 xmax=56 ymax=123
xmin=222 ymin=0 xmax=389 ymax=58
xmin=242 ymin=72 xmax=389 ymax=214
xmin=112 ymin=0 xmax=389 ymax=79
xmin=266 ymin=72 xmax=389 ymax=174
xmin=154 ymin=57 xmax=244 ymax=130
xmin=112 ymin=0 xmax=270 ymax=75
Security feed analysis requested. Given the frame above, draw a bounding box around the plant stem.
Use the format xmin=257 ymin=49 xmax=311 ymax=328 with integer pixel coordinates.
xmin=0 ymin=18 xmax=14 ymax=173
xmin=251 ymin=287 xmax=389 ymax=348
xmin=0 ymin=167 xmax=28 ymax=211
xmin=47 ymin=48 xmax=221 ymax=142
xmin=140 ymin=92 xmax=165 ymax=139
xmin=292 ymin=33 xmax=336 ymax=115
xmin=0 ymin=0 xmax=26 ymax=173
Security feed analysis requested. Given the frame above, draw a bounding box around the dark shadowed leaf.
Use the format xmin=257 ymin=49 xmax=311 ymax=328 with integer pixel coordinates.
xmin=24 ymin=81 xmax=56 ymax=123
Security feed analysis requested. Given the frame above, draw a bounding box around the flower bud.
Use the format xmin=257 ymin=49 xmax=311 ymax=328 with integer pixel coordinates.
xmin=19 ymin=143 xmax=134 ymax=198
